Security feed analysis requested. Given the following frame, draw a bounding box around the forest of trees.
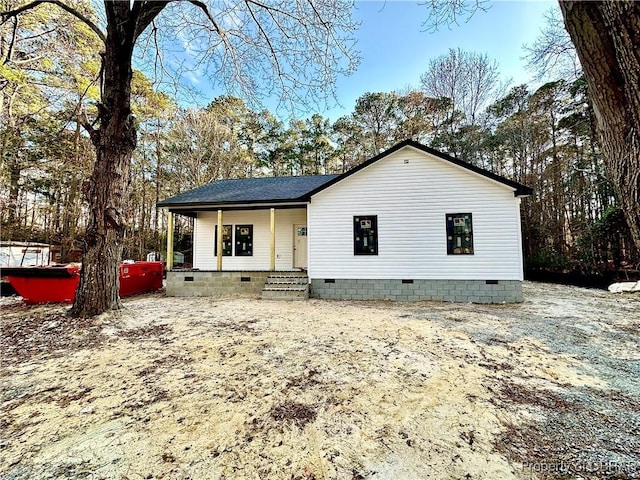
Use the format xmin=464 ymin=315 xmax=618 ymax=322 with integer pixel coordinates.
xmin=1 ymin=3 xmax=638 ymax=285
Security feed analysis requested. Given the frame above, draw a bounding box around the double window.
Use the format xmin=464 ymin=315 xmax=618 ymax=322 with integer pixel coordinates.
xmin=446 ymin=213 xmax=474 ymax=255
xmin=354 ymin=216 xmax=378 ymax=255
xmin=215 ymin=224 xmax=253 ymax=257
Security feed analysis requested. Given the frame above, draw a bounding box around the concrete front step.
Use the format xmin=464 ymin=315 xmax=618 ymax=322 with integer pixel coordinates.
xmin=265 ymin=285 xmax=307 ymax=290
xmin=261 ymin=273 xmax=309 ymax=300
xmin=266 ymin=273 xmax=308 ymax=277
xmin=267 ymin=272 xmax=308 ymax=277
xmin=262 ymin=288 xmax=309 ymax=300
xmin=264 ymin=279 xmax=308 ymax=285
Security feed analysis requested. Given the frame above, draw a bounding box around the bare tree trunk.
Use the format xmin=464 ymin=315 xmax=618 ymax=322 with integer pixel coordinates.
xmin=560 ymin=1 xmax=640 ymax=251
xmin=7 ymin=156 xmax=21 ymax=225
xmin=70 ymin=6 xmax=137 ymax=317
xmin=153 ymin=120 xmax=162 ymax=249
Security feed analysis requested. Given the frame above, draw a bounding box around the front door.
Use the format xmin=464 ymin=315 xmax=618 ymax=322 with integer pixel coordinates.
xmin=294 ymin=225 xmax=308 ymax=269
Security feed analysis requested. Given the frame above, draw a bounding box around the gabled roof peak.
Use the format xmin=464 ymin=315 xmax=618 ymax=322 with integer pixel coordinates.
xmin=307 ymin=140 xmax=533 ymax=198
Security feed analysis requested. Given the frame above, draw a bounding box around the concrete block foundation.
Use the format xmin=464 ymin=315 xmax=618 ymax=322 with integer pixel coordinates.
xmin=310 ymin=278 xmax=523 ymax=303
xmin=166 ymin=271 xmax=524 ymax=303
xmin=166 ymin=270 xmax=272 ymax=297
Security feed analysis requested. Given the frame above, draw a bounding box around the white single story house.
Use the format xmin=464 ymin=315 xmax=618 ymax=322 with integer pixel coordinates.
xmin=158 ymin=140 xmax=532 ymax=302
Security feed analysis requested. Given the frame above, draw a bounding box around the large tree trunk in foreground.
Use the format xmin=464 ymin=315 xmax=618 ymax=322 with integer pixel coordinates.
xmin=70 ymin=5 xmax=137 ymax=317
xmin=560 ymin=1 xmax=640 ymax=251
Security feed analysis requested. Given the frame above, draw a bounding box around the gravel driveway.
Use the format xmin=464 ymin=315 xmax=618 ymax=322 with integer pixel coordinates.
xmin=1 ymin=281 xmax=639 ymax=479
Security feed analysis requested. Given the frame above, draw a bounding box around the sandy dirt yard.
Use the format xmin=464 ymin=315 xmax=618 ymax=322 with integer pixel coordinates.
xmin=1 ymin=282 xmax=639 ymax=480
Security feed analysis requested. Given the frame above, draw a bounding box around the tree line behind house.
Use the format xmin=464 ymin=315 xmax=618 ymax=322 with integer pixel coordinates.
xmin=0 ymin=9 xmax=636 ymax=283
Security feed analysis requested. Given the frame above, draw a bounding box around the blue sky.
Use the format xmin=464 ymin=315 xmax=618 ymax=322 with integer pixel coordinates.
xmin=177 ymin=0 xmax=559 ymax=120
xmin=327 ymin=0 xmax=557 ymax=120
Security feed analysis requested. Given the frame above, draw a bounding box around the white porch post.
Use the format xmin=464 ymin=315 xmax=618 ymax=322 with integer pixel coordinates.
xmin=217 ymin=209 xmax=223 ymax=271
xmin=270 ymin=207 xmax=276 ymax=271
xmin=166 ymin=211 xmax=175 ymax=270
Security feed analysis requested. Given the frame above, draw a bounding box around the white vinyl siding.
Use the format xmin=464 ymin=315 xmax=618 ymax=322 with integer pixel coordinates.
xmin=193 ymin=208 xmax=306 ymax=270
xmin=308 ymin=146 xmax=524 ymax=280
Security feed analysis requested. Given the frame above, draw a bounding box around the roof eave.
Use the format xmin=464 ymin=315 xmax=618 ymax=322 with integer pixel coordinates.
xmin=515 ymin=186 xmax=533 ymax=198
xmin=159 ymin=198 xmax=310 ymax=210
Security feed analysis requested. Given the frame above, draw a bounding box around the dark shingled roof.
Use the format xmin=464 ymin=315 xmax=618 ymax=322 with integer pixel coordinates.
xmin=158 ymin=140 xmax=533 ymax=212
xmin=157 ymin=174 xmax=338 ymax=208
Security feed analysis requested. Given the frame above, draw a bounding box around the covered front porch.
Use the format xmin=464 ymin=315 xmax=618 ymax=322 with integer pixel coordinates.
xmin=157 ymin=174 xmax=338 ymax=298
xmin=166 ymin=206 xmax=308 ymax=272
xmin=164 ymin=206 xmax=310 ymax=298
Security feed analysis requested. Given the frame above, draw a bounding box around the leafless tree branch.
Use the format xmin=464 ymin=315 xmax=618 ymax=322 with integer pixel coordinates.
xmin=3 ymin=15 xmax=18 ymax=64
xmin=150 ymin=20 xmax=180 ymax=91
xmin=244 ymin=0 xmax=285 ymax=81
xmin=133 ymin=0 xmax=170 ymax=41
xmin=524 ymin=8 xmax=581 ymax=82
xmin=187 ymin=0 xmax=224 ymax=35
xmin=419 ymin=0 xmax=490 ymax=33
xmin=245 ymin=0 xmax=299 ymax=23
xmin=78 ymin=108 xmax=99 ymax=144
xmin=1 ymin=0 xmax=106 ymax=43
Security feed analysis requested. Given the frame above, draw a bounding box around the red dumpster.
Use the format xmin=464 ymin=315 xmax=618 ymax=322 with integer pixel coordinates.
xmin=119 ymin=261 xmax=164 ymax=297
xmin=5 ymin=264 xmax=80 ymax=304
xmin=4 ymin=261 xmax=164 ymax=304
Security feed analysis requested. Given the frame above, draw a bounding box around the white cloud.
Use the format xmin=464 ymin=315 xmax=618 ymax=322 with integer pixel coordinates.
xmin=184 ymin=70 xmax=201 ymax=85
